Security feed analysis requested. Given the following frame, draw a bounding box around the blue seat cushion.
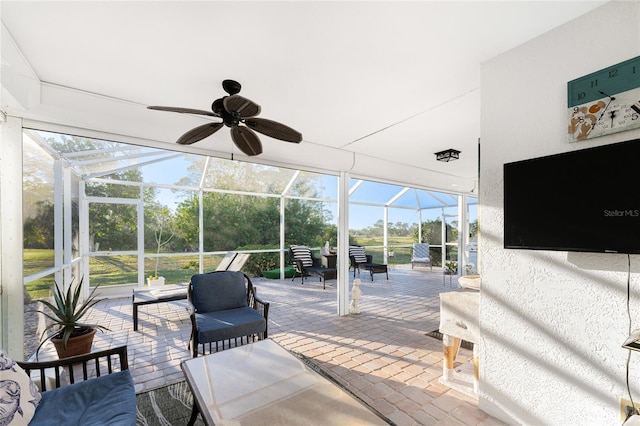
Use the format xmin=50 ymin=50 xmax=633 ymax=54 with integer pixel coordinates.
xmin=191 ymin=271 xmax=248 ymax=312
xmin=195 ymin=307 xmax=266 ymax=343
xmin=30 ymin=369 xmax=135 ymax=425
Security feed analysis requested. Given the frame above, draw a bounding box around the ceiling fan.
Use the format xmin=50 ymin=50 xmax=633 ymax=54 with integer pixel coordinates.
xmin=147 ymin=79 xmax=303 ymax=156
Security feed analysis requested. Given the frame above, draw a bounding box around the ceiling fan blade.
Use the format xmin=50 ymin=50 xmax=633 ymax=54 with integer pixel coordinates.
xmin=223 ymin=95 xmax=261 ymax=118
xmin=148 ymin=106 xmax=217 ymax=117
xmin=244 ymin=118 xmax=303 ymax=143
xmin=231 ymin=126 xmax=263 ymax=156
xmin=177 ymin=122 xmax=224 ymax=145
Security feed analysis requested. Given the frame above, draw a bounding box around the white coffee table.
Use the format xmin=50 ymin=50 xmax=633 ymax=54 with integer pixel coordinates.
xmin=181 ymin=339 xmax=388 ymax=425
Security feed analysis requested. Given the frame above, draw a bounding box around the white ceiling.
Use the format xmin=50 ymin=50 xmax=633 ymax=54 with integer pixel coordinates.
xmin=1 ymin=1 xmax=607 ymax=192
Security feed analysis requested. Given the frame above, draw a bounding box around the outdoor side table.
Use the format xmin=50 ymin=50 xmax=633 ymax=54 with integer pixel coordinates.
xmin=132 ymin=283 xmax=188 ymax=331
xmin=321 ymin=253 xmax=337 ymax=268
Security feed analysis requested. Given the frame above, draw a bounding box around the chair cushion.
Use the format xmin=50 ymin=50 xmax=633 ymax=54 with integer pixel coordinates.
xmin=0 ymin=349 xmax=41 ymax=425
xmin=349 ymin=246 xmax=367 ymax=263
xmin=191 ymin=271 xmax=247 ymax=313
xmin=290 ymin=245 xmax=313 ymax=267
xmin=195 ymin=307 xmax=267 ymax=342
xmin=30 ymin=370 xmax=135 ymax=425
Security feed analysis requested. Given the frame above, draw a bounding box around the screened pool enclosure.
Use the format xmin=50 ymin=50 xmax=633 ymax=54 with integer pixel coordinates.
xmin=22 ymin=128 xmax=477 ymax=300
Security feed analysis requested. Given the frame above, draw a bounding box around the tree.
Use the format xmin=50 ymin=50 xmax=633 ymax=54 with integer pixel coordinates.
xmin=24 ymin=134 xmax=158 ymax=252
xmin=173 ymin=192 xmax=281 ymax=251
xmin=171 ymin=174 xmax=334 ymax=252
xmin=285 ymin=198 xmax=331 ymax=247
xmin=469 ymin=220 xmax=479 ymax=240
xmin=414 ymin=219 xmax=443 ymax=245
xmin=391 ymin=221 xmax=412 ymax=236
xmin=86 ymin=169 xmax=148 ymax=251
xmin=23 ymin=200 xmax=55 ymax=248
xmin=150 ymin=208 xmax=175 ymax=277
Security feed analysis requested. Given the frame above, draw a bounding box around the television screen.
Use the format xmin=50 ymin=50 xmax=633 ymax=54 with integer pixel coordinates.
xmin=504 ymin=138 xmax=640 ymax=254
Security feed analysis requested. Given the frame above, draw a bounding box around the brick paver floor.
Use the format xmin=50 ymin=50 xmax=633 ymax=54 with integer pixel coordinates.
xmin=38 ymin=265 xmax=505 ymax=426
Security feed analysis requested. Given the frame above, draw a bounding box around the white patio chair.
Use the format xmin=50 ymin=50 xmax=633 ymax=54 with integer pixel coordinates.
xmin=412 ymin=243 xmax=432 ymax=270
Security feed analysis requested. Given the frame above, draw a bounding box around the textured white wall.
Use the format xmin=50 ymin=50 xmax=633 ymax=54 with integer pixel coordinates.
xmin=479 ymin=2 xmax=640 ymax=424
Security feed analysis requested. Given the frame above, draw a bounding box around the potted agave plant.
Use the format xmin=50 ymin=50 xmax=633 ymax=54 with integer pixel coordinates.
xmin=35 ymin=279 xmax=108 ymax=359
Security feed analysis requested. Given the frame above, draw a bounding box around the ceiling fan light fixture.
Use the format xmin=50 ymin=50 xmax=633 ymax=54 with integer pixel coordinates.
xmin=147 ymin=79 xmax=302 ymax=155
xmin=435 ymin=148 xmax=461 ymax=162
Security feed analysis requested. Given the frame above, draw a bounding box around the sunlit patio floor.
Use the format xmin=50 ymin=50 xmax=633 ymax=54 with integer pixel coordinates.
xmin=52 ymin=265 xmax=504 ymax=426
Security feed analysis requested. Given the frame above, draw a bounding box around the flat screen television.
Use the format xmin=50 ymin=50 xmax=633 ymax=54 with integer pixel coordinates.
xmin=504 ymin=138 xmax=640 ymax=254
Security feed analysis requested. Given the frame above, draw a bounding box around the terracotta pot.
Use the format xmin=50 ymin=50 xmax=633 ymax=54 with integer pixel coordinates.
xmin=52 ymin=328 xmax=96 ymax=359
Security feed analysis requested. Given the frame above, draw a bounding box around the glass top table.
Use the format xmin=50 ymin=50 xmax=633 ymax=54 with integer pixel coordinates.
xmin=181 ymin=339 xmax=388 ymax=425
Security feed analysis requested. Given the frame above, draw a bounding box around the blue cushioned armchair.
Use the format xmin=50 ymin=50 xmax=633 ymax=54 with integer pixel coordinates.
xmin=17 ymin=345 xmax=135 ymax=425
xmin=188 ymin=271 xmax=269 ymax=357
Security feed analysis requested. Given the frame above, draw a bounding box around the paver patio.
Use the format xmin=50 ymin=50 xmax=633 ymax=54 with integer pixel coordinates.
xmin=36 ymin=265 xmax=504 ymax=426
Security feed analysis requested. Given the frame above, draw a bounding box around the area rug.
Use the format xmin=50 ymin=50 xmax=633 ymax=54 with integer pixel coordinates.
xmin=136 ymin=380 xmax=204 ymax=426
xmin=426 ymin=329 xmax=474 ymax=351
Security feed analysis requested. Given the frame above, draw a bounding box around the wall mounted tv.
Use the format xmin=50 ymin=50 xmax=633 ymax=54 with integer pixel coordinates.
xmin=504 ymin=138 xmax=640 ymax=254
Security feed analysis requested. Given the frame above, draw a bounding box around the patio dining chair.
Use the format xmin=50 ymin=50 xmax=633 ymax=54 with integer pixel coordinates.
xmin=412 ymin=243 xmax=432 ymax=270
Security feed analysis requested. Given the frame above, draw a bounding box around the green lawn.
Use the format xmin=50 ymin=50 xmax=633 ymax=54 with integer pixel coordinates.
xmin=24 ymin=249 xmax=56 ymax=299
xmin=24 ymin=239 xmax=449 ymax=299
xmin=349 ymin=236 xmax=448 ymax=266
xmin=23 ymin=249 xmax=228 ymax=299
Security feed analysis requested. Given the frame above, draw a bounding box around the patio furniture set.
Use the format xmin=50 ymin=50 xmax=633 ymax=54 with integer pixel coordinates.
xmin=131 ymin=251 xmax=249 ymax=331
xmin=9 ymin=270 xmax=269 ymax=425
xmin=288 ymin=243 xmax=435 ymax=286
xmin=289 ymin=244 xmax=389 ymax=289
xmin=163 ymin=268 xmax=386 ymax=424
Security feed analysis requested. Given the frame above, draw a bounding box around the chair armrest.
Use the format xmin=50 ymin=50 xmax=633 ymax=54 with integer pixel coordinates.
xmin=251 ymin=294 xmax=269 ymax=338
xmin=17 ymin=345 xmax=128 ymax=391
xmin=366 ymin=254 xmax=373 ymax=263
xmin=186 ymin=280 xmax=196 ymax=314
xmin=185 ymin=298 xmax=195 ymax=315
xmin=248 ymin=278 xmax=269 ymax=321
xmin=252 ymin=295 xmax=269 ymax=318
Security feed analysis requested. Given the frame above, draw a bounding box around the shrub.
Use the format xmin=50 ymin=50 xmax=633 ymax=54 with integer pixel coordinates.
xmin=236 ymin=245 xmax=280 ymax=277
